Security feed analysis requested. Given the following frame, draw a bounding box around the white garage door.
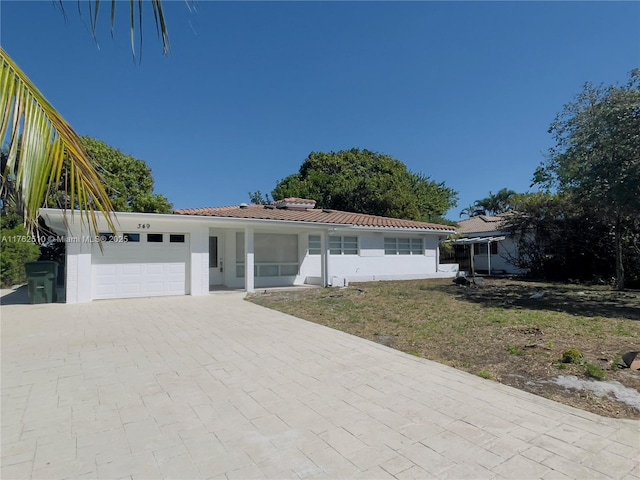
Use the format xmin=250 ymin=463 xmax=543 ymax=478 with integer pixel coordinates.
xmin=92 ymin=232 xmax=189 ymax=300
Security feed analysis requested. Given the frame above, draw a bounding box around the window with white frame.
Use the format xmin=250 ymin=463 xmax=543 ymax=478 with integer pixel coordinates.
xmin=384 ymin=237 xmax=423 ymax=255
xmin=329 ymin=236 xmax=358 ymax=255
xmin=308 ymin=235 xmax=321 ymax=255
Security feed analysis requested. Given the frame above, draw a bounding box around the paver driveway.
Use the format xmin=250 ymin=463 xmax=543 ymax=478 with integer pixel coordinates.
xmin=1 ymin=293 xmax=638 ymax=479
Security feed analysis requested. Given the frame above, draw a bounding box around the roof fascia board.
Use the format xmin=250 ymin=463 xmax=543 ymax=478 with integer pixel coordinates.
xmin=343 ymin=225 xmax=455 ymax=234
xmin=38 ymin=208 xmax=454 ymax=234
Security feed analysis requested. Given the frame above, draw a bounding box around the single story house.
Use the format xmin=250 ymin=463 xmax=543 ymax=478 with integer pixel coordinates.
xmin=40 ymin=198 xmax=458 ymax=303
xmin=441 ymin=214 xmax=523 ymax=275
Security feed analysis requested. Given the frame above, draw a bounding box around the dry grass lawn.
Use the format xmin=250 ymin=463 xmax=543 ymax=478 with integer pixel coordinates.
xmin=248 ymin=278 xmax=640 ymax=419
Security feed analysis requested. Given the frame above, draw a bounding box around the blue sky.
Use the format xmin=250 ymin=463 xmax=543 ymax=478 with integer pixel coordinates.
xmin=2 ymin=1 xmax=638 ymax=220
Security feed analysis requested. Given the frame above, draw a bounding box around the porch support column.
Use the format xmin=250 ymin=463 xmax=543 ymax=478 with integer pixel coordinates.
xmin=244 ymin=227 xmax=255 ymax=293
xmin=470 ymin=243 xmax=475 ymax=277
xmin=321 ymin=230 xmax=330 ymax=287
xmin=487 ymin=241 xmax=491 ymax=276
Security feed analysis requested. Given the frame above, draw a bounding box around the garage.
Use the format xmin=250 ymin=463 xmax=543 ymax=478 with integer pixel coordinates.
xmin=92 ymin=232 xmax=189 ymax=300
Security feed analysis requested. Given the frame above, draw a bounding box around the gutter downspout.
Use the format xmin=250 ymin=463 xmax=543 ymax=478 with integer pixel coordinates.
xmin=470 ymin=243 xmax=475 ymax=278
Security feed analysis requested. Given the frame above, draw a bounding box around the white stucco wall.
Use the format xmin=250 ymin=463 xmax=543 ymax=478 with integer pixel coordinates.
xmin=65 ymin=241 xmax=92 ymax=303
xmin=299 ymin=233 xmax=322 ymax=285
xmin=189 ymin=226 xmax=210 ymax=296
xmin=472 ymin=237 xmax=522 ymax=274
xmin=225 ymin=230 xmax=455 ymax=288
xmin=43 ymin=209 xmax=456 ymax=302
xmin=299 ymin=255 xmax=322 ymax=285
xmin=326 ymin=232 xmax=453 ymax=283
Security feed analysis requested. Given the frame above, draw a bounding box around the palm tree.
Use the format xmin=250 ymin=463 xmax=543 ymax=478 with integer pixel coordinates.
xmin=459 ymin=204 xmax=484 ymax=218
xmin=0 ymin=1 xmax=170 ymax=235
xmin=460 ymin=188 xmax=517 ymax=218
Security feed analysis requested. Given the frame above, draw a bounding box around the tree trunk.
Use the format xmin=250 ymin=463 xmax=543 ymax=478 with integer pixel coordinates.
xmin=615 ymin=213 xmax=625 ymax=290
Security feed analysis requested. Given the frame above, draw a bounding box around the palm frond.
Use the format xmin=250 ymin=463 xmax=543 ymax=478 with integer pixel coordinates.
xmin=0 ymin=0 xmax=172 ymax=236
xmin=0 ymin=46 xmax=116 ymax=235
xmin=56 ymin=0 xmax=171 ymax=59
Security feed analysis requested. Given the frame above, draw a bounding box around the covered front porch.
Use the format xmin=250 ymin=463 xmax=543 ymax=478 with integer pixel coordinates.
xmin=207 ymin=226 xmax=332 ymax=293
xmin=443 ymin=235 xmax=506 ymax=275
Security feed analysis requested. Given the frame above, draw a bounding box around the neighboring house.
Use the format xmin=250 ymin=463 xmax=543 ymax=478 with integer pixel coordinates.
xmin=441 ymin=214 xmax=522 ymax=275
xmin=40 ymin=198 xmax=458 ymax=303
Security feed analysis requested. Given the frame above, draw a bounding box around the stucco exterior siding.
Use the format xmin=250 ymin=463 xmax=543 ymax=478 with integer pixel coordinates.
xmin=40 ymin=209 xmax=456 ymax=303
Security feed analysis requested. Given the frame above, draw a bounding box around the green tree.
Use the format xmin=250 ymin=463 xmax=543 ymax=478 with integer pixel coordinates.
xmin=505 ymin=193 xmax=640 ymax=285
xmin=534 ymin=71 xmax=640 ymax=289
xmin=75 ymin=137 xmax=172 ymax=213
xmin=0 ymin=209 xmax=41 ymax=287
xmin=248 ymin=191 xmax=272 ymax=205
xmin=460 ymin=188 xmax=517 ymax=217
xmin=0 ymin=1 xmax=171 ymax=233
xmin=270 ymin=149 xmax=457 ymax=223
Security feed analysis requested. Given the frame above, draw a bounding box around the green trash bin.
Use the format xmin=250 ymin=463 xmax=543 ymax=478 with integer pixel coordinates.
xmin=25 ymin=261 xmax=58 ymax=304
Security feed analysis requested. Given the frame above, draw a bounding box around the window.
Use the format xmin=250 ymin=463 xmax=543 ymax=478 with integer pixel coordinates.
xmin=170 ymin=234 xmax=185 ymax=243
xmin=147 ymin=233 xmax=163 ymax=243
xmin=411 ymin=239 xmax=423 ymax=255
xmin=235 ymin=232 xmax=299 ymax=277
xmin=474 ymin=242 xmax=498 ymax=255
xmin=329 ymin=236 xmax=358 ymax=255
xmin=384 ymin=238 xmax=423 ymax=255
xmin=256 ymin=233 xmax=298 ymax=262
xmin=236 ymin=264 xmax=299 ymax=278
xmin=259 ymin=265 xmax=279 ymax=277
xmin=98 ymin=232 xmax=139 ymax=242
xmin=210 ymin=237 xmax=219 ymax=268
xmin=235 ymin=233 xmax=244 ymax=262
xmin=308 ymin=235 xmax=321 ymax=255
xmin=280 ymin=264 xmax=299 ymax=276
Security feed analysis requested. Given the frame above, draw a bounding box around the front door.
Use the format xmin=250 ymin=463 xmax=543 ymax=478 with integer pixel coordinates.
xmin=209 ymin=236 xmax=223 ymax=286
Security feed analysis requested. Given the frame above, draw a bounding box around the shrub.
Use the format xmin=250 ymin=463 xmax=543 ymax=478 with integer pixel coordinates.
xmin=585 ymin=363 xmax=606 ymax=381
xmin=561 ymin=349 xmax=583 ymax=364
xmin=0 ymin=224 xmax=41 ymax=287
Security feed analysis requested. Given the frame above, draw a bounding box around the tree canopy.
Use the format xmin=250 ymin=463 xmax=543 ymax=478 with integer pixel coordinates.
xmin=49 ymin=137 xmax=173 ymax=214
xmin=533 ymin=70 xmax=640 ymax=289
xmin=505 ymin=193 xmax=639 ymax=287
xmin=535 ymin=71 xmax=640 ymax=213
xmin=460 ymin=188 xmax=518 ymax=217
xmin=263 ymin=149 xmax=457 ymax=223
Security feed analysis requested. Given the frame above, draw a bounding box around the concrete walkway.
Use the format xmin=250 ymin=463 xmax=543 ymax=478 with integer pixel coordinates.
xmin=1 ymin=294 xmax=638 ymax=479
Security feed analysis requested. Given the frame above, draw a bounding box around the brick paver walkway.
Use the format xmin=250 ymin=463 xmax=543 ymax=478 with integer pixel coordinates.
xmin=1 ymin=294 xmax=638 ymax=479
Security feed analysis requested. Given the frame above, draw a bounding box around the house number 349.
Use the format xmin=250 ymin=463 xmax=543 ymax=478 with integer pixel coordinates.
xmin=137 ymin=224 xmax=151 ymax=229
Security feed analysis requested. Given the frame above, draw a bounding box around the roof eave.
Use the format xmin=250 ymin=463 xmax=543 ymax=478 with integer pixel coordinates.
xmin=39 ymin=208 xmax=455 ymax=234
